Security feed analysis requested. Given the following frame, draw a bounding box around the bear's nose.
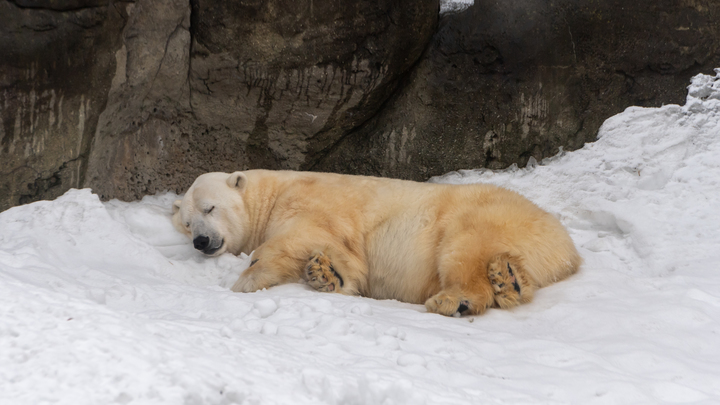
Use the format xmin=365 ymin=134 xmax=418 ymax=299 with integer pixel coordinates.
xmin=193 ymin=235 xmax=210 ymax=251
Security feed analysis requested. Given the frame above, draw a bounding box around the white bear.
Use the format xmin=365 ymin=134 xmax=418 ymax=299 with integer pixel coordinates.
xmin=172 ymin=170 xmax=581 ymax=316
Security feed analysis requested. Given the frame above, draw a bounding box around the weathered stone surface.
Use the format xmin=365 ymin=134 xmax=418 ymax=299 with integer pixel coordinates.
xmin=0 ymin=0 xmax=127 ymax=211
xmin=315 ymin=0 xmax=720 ymax=180
xmin=83 ymin=0 xmax=195 ymax=200
xmin=84 ymin=0 xmax=439 ymax=201
xmin=4 ymin=0 xmax=719 ymax=211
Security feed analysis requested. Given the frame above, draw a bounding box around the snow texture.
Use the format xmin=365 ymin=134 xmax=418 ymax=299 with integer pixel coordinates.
xmin=440 ymin=0 xmax=474 ymax=15
xmin=1 ymin=69 xmax=720 ymax=404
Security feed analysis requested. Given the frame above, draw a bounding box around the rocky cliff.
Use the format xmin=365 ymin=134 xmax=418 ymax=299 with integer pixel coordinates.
xmin=315 ymin=0 xmax=720 ymax=179
xmin=2 ymin=0 xmax=719 ymax=210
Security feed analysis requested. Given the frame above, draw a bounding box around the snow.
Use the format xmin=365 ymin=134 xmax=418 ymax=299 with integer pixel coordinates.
xmin=440 ymin=0 xmax=473 ymax=15
xmin=2 ymin=70 xmax=720 ymax=404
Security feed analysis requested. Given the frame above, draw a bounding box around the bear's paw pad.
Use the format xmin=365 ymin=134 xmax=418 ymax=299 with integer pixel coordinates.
xmin=488 ymin=253 xmax=534 ymax=309
xmin=305 ymin=251 xmax=343 ymax=293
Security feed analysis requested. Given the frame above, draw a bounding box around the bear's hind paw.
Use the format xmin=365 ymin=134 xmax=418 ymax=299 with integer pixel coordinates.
xmin=487 ymin=253 xmax=535 ymax=309
xmin=305 ymin=251 xmax=344 ymax=293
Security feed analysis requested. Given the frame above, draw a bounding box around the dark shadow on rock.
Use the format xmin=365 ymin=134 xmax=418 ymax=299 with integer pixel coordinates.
xmin=0 ymin=0 xmax=127 ymax=211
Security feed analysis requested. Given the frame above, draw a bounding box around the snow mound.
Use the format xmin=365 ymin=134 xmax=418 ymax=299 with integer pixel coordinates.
xmin=2 ymin=69 xmax=720 ymax=404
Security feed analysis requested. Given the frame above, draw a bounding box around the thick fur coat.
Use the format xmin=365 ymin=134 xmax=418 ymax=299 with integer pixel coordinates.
xmin=172 ymin=170 xmax=581 ymax=316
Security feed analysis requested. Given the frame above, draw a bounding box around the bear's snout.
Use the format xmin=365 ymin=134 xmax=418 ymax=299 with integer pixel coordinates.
xmin=193 ymin=235 xmax=210 ymax=251
xmin=193 ymin=235 xmax=224 ymax=255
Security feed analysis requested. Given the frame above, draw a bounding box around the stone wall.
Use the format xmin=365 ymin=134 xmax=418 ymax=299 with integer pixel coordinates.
xmin=83 ymin=0 xmax=439 ymax=201
xmin=2 ymin=0 xmax=719 ymax=211
xmin=0 ymin=0 xmax=126 ymax=209
xmin=315 ymin=0 xmax=720 ymax=179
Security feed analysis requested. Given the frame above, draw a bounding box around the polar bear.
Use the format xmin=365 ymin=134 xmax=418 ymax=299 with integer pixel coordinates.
xmin=172 ymin=170 xmax=581 ymax=316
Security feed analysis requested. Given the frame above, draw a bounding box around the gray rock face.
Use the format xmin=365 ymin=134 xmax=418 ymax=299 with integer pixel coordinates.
xmin=0 ymin=0 xmax=126 ymax=210
xmin=315 ymin=0 xmax=720 ymax=180
xmin=83 ymin=0 xmax=439 ymax=201
xmin=1 ymin=0 xmax=438 ymax=208
xmin=2 ymin=0 xmax=719 ymax=211
xmin=83 ymin=0 xmax=195 ymax=201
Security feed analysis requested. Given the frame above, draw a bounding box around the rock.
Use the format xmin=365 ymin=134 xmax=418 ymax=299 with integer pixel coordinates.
xmin=83 ymin=0 xmax=194 ymax=201
xmin=83 ymin=0 xmax=439 ymax=201
xmin=3 ymin=0 xmax=718 ymax=210
xmin=314 ymin=0 xmax=720 ymax=180
xmin=0 ymin=0 xmax=127 ymax=211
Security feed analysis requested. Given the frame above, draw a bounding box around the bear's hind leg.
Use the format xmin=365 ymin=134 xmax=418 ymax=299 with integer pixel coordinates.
xmin=305 ymin=250 xmax=345 ymax=293
xmin=487 ymin=253 xmax=537 ymax=309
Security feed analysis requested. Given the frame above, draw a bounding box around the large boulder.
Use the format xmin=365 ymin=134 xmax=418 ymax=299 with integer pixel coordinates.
xmin=83 ymin=0 xmax=439 ymax=201
xmin=315 ymin=0 xmax=720 ymax=180
xmin=0 ymin=0 xmax=127 ymax=211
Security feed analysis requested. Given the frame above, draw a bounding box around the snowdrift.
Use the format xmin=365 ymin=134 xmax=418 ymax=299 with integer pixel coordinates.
xmin=2 ymin=70 xmax=720 ymax=404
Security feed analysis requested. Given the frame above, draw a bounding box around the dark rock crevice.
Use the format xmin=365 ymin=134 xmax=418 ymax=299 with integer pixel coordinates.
xmin=18 ymin=154 xmax=86 ymax=204
xmin=9 ymin=0 xmax=108 ymax=12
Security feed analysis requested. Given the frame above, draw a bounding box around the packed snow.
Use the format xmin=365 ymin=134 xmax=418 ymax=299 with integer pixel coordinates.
xmin=2 ymin=70 xmax=720 ymax=404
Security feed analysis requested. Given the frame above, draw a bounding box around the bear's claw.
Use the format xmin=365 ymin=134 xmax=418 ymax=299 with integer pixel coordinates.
xmin=305 ymin=251 xmax=343 ymax=293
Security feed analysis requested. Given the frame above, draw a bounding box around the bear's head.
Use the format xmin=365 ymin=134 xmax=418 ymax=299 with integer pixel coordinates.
xmin=172 ymin=172 xmax=250 ymax=256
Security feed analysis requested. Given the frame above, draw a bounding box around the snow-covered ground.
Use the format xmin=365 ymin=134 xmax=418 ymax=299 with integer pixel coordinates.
xmin=2 ymin=70 xmax=720 ymax=404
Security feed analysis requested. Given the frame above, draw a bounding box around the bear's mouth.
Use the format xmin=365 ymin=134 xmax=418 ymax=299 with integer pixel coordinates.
xmin=203 ymin=239 xmax=224 ymax=256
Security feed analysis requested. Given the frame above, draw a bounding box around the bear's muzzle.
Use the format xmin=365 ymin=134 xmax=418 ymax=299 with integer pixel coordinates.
xmin=193 ymin=235 xmax=224 ymax=255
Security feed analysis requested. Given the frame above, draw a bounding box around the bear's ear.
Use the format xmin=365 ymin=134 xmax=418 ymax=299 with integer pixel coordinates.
xmin=172 ymin=200 xmax=182 ymax=214
xmin=226 ymin=171 xmax=247 ymax=191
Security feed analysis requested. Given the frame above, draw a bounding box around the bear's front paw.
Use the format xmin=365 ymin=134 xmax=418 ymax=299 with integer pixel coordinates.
xmin=487 ymin=253 xmax=535 ymax=309
xmin=425 ymin=291 xmax=485 ymax=316
xmin=305 ymin=251 xmax=343 ymax=293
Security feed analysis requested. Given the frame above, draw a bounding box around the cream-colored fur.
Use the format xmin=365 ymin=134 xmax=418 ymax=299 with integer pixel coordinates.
xmin=172 ymin=170 xmax=581 ymax=316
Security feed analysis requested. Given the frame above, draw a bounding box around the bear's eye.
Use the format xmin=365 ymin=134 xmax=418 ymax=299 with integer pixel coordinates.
xmin=205 ymin=206 xmax=215 ymax=214
xmin=185 ymin=222 xmax=190 ymax=228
